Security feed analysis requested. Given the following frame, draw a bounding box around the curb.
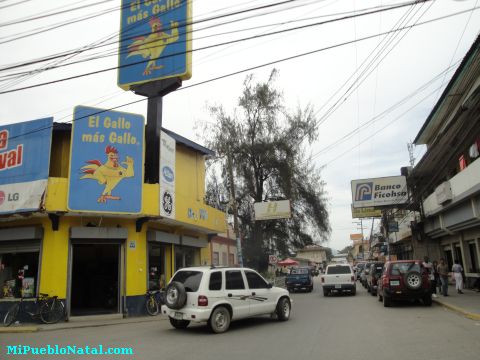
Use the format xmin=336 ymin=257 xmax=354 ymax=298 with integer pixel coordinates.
xmin=0 ymin=326 xmax=38 ymax=333
xmin=433 ymin=299 xmax=480 ymax=321
xmin=0 ymin=317 xmax=166 ymax=334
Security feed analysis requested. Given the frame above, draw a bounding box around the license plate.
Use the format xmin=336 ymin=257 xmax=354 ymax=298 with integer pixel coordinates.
xmin=390 ymin=280 xmax=400 ymax=286
xmin=335 ymin=284 xmax=341 ymax=289
xmin=174 ymin=312 xmax=183 ymax=320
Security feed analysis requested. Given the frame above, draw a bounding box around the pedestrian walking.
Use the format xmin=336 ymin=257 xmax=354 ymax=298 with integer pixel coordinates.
xmin=452 ymin=259 xmax=464 ymax=294
xmin=422 ymin=256 xmax=436 ymax=298
xmin=433 ymin=260 xmax=440 ymax=295
xmin=437 ymin=258 xmax=449 ymax=296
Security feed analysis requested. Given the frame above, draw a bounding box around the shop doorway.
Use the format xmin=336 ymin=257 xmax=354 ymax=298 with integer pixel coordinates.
xmin=70 ymin=244 xmax=120 ymax=316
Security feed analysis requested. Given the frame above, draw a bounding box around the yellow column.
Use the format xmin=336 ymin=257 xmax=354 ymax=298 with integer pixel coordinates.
xmin=125 ymin=221 xmax=147 ymax=296
xmin=39 ymin=218 xmax=69 ymax=299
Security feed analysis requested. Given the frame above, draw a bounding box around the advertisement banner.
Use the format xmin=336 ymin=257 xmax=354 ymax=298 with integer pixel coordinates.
xmin=351 ymin=205 xmax=382 ymax=218
xmin=160 ymin=131 xmax=175 ymax=219
xmin=68 ymin=106 xmax=145 ymax=214
xmin=254 ymin=200 xmax=291 ymax=220
xmin=118 ymin=0 xmax=192 ymax=90
xmin=0 ymin=118 xmax=53 ymax=214
xmin=351 ymin=176 xmax=408 ymax=208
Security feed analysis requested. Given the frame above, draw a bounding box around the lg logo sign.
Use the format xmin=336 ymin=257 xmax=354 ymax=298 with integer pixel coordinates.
xmin=0 ymin=190 xmax=19 ymax=206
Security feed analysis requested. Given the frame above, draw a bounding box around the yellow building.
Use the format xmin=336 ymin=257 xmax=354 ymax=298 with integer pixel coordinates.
xmin=0 ymin=119 xmax=225 ymax=318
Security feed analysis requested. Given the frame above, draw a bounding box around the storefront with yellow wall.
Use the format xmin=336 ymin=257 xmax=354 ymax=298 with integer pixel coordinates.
xmin=0 ymin=121 xmax=225 ymax=318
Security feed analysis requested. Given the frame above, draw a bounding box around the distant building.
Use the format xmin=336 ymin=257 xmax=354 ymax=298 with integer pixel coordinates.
xmin=209 ymin=225 xmax=238 ymax=266
xmin=295 ymin=245 xmax=328 ymax=265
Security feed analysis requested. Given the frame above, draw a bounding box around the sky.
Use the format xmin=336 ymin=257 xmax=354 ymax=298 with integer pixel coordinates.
xmin=0 ymin=0 xmax=479 ymax=252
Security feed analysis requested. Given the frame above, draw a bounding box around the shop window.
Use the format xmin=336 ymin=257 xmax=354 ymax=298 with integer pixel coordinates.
xmin=0 ymin=252 xmax=39 ymax=299
xmin=175 ymin=246 xmax=199 ymax=271
xmin=468 ymin=242 xmax=479 ymax=273
xmin=148 ymin=243 xmax=166 ymax=290
xmin=212 ymin=252 xmax=219 ymax=266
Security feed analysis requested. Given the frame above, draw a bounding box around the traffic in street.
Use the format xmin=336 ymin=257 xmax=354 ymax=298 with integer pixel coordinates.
xmin=2 ymin=277 xmax=479 ymax=360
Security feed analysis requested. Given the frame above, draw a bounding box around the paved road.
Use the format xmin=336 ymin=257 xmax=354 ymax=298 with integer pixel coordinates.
xmin=2 ymin=278 xmax=480 ymax=360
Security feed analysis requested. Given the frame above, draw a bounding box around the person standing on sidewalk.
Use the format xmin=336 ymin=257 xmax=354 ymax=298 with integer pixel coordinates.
xmin=437 ymin=258 xmax=449 ymax=296
xmin=433 ymin=260 xmax=441 ymax=295
xmin=422 ymin=256 xmax=437 ymax=298
xmin=452 ymin=259 xmax=464 ymax=294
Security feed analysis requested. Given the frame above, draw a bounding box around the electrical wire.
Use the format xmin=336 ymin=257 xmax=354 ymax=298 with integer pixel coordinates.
xmin=3 ymin=6 xmax=476 ymax=145
xmin=0 ymin=1 xmax=440 ymax=94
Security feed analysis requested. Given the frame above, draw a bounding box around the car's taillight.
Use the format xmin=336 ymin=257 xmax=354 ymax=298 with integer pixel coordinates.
xmin=351 ymin=276 xmax=355 ymax=282
xmin=198 ymin=295 xmax=208 ymax=307
xmin=321 ymin=277 xmax=325 ymax=283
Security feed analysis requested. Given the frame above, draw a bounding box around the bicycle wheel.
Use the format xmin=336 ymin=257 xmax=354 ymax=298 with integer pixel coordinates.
xmin=3 ymin=303 xmax=20 ymax=327
xmin=146 ymin=296 xmax=159 ymax=316
xmin=40 ymin=299 xmax=65 ymax=324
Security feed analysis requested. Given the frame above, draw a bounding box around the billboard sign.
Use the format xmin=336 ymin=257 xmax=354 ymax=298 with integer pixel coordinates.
xmin=68 ymin=106 xmax=145 ymax=214
xmin=254 ymin=200 xmax=291 ymax=221
xmin=0 ymin=118 xmax=53 ymax=214
xmin=118 ymin=0 xmax=192 ymax=90
xmin=160 ymin=131 xmax=175 ymax=219
xmin=351 ymin=176 xmax=408 ymax=208
xmin=351 ymin=205 xmax=382 ymax=218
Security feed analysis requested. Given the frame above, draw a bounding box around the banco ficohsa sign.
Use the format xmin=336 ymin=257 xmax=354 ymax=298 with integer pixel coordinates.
xmin=351 ymin=176 xmax=407 ymax=208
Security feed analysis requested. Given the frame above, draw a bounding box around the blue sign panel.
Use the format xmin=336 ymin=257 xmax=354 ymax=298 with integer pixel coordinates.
xmin=68 ymin=106 xmax=145 ymax=214
xmin=0 ymin=118 xmax=53 ymax=214
xmin=118 ymin=0 xmax=192 ymax=90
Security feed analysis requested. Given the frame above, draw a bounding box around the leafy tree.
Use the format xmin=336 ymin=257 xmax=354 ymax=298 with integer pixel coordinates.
xmin=201 ymin=70 xmax=330 ymax=271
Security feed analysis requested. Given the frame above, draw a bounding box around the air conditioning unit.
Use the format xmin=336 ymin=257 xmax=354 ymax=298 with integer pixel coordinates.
xmin=435 ymin=181 xmax=452 ymax=205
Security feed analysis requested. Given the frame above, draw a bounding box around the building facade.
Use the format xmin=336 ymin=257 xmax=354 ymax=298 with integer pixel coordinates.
xmin=410 ymin=35 xmax=480 ymax=287
xmin=0 ymin=120 xmax=225 ymax=318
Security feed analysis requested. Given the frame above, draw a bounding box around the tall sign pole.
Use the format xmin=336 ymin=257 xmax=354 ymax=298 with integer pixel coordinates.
xmin=227 ymin=152 xmax=243 ymax=267
xmin=118 ymin=1 xmax=193 ymax=183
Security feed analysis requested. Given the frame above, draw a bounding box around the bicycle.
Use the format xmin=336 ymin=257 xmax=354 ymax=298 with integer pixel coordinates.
xmin=145 ymin=289 xmax=165 ymax=316
xmin=3 ymin=293 xmax=65 ymax=327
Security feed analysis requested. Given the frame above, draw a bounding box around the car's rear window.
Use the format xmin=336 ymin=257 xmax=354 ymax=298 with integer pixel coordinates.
xmin=291 ymin=268 xmax=309 ymax=274
xmin=327 ymin=266 xmax=351 ymax=274
xmin=390 ymin=262 xmax=421 ymax=276
xmin=171 ymin=271 xmax=203 ymax=292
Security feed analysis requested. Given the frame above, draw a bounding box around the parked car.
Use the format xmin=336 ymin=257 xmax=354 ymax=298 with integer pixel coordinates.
xmin=377 ymin=260 xmax=432 ymax=307
xmin=286 ymin=267 xmax=314 ymax=292
xmin=366 ymin=262 xmax=384 ymax=295
xmin=353 ymin=262 xmax=367 ymax=281
xmin=360 ymin=262 xmax=373 ymax=288
xmin=160 ymin=266 xmax=291 ymax=333
xmin=321 ymin=264 xmax=356 ymax=296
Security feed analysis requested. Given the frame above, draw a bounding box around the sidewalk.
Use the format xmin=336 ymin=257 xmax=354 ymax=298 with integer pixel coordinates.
xmin=0 ymin=313 xmax=166 ymax=334
xmin=432 ymin=285 xmax=480 ymax=321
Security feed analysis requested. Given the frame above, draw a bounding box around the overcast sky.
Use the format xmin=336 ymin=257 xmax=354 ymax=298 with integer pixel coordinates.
xmin=1 ymin=0 xmax=479 ymax=251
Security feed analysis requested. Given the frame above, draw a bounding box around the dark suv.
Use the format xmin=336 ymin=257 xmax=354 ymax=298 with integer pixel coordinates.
xmin=377 ymin=260 xmax=431 ymax=307
xmin=366 ymin=262 xmax=384 ymax=296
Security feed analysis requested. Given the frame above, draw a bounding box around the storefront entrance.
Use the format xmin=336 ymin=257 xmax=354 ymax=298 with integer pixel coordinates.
xmin=70 ymin=244 xmax=120 ymax=316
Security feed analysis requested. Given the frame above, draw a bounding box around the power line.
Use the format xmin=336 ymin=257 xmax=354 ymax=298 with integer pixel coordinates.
xmin=4 ymin=6 xmax=478 ymax=141
xmin=0 ymin=1 xmax=445 ymax=94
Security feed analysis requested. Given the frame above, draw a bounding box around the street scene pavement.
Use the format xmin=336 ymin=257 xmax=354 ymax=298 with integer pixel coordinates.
xmin=2 ymin=278 xmax=479 ymax=360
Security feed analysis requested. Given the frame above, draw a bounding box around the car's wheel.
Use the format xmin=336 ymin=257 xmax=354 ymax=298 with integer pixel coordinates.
xmin=423 ymin=295 xmax=432 ymax=306
xmin=351 ymin=288 xmax=356 ymax=296
xmin=165 ymin=282 xmax=187 ymax=310
xmin=323 ymin=289 xmax=329 ymax=296
xmin=367 ymin=284 xmax=371 ymax=293
xmin=169 ymin=317 xmax=190 ymax=329
xmin=405 ymin=271 xmax=422 ymax=290
xmin=276 ymin=297 xmax=291 ymax=321
xmin=209 ymin=306 xmax=231 ymax=333
xmin=371 ymin=289 xmax=376 ymax=296
xmin=308 ymin=286 xmax=313 ymax=293
xmin=383 ymin=294 xmax=391 ymax=307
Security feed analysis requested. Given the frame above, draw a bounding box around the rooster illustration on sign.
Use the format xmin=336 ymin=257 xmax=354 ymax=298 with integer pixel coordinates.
xmin=127 ymin=17 xmax=179 ymax=76
xmin=80 ymin=145 xmax=134 ymax=203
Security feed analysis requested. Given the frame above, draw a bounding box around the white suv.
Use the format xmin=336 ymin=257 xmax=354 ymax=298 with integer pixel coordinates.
xmin=160 ymin=266 xmax=291 ymax=333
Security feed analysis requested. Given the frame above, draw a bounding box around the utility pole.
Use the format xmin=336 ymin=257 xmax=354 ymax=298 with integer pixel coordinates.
xmin=226 ymin=152 xmax=244 ymax=267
